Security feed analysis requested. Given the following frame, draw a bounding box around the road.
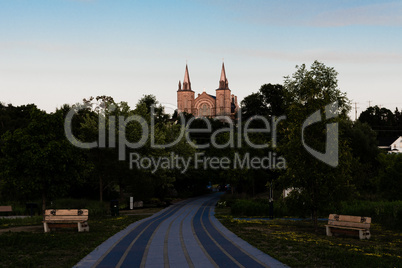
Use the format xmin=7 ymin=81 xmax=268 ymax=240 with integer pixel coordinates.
xmin=75 ymin=193 xmax=286 ymax=268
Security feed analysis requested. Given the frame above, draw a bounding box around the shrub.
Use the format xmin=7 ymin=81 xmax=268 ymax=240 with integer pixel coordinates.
xmin=49 ymin=198 xmax=108 ymax=216
xmin=231 ymin=200 xmax=269 ymax=216
xmin=338 ymin=200 xmax=402 ymax=231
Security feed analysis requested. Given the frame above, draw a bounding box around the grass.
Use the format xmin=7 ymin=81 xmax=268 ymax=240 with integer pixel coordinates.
xmin=0 ymin=215 xmax=150 ymax=268
xmin=0 ymin=216 xmax=43 ymax=229
xmin=215 ymin=208 xmax=402 ymax=268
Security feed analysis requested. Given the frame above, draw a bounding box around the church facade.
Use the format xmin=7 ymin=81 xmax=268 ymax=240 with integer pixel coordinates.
xmin=177 ymin=63 xmax=238 ymax=118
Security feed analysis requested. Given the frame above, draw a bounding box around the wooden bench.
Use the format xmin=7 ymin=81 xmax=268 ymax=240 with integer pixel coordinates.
xmin=326 ymin=214 xmax=371 ymax=240
xmin=0 ymin=206 xmax=12 ymax=215
xmin=0 ymin=206 xmax=12 ymax=212
xmin=43 ymin=209 xmax=89 ymax=233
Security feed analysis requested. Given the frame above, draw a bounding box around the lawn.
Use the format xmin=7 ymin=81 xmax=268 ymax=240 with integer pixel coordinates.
xmin=215 ymin=208 xmax=402 ymax=268
xmin=0 ymin=215 xmax=150 ymax=268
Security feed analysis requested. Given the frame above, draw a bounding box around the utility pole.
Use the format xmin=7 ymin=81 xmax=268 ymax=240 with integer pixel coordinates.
xmin=368 ymin=100 xmax=372 ymax=107
xmin=354 ymin=102 xmax=359 ymax=121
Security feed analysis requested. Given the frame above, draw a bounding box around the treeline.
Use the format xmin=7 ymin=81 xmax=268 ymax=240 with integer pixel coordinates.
xmin=0 ymin=96 xmax=204 ymax=211
xmin=358 ymin=105 xmax=402 ymax=141
xmin=0 ymin=61 xmax=401 ymax=228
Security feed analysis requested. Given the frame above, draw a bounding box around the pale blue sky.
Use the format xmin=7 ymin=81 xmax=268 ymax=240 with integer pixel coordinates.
xmin=1 ymin=0 xmax=401 ymax=118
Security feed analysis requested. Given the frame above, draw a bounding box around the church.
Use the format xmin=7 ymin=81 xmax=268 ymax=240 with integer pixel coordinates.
xmin=177 ymin=63 xmax=238 ymax=118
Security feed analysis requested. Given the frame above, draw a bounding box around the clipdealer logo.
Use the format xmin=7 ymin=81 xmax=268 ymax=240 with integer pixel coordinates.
xmin=64 ymin=102 xmax=339 ymax=173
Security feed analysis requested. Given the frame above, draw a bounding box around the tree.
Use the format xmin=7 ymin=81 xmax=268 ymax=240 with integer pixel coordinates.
xmin=358 ymin=106 xmax=402 ymax=142
xmin=0 ymin=106 xmax=90 ymax=213
xmin=376 ymin=153 xmax=402 ymax=201
xmin=280 ymin=61 xmax=353 ymax=230
xmin=341 ymin=120 xmax=380 ymax=196
xmin=359 ymin=106 xmax=395 ymax=128
xmin=77 ymin=96 xmax=122 ymax=201
xmin=0 ymin=103 xmax=35 ymax=136
xmin=241 ymin=92 xmax=269 ymax=121
xmin=241 ymin=83 xmax=286 ymax=121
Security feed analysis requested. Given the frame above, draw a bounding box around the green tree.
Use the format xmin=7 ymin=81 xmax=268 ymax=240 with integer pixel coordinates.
xmin=376 ymin=153 xmax=402 ymax=201
xmin=0 ymin=107 xmax=90 ymax=212
xmin=241 ymin=83 xmax=286 ymax=121
xmin=341 ymin=120 xmax=380 ymax=196
xmin=358 ymin=106 xmax=401 ymax=141
xmin=280 ymin=61 xmax=353 ymax=230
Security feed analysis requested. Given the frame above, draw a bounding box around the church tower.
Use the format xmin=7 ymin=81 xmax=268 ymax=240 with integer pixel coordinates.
xmin=215 ymin=62 xmax=232 ymax=116
xmin=177 ymin=64 xmax=195 ymax=114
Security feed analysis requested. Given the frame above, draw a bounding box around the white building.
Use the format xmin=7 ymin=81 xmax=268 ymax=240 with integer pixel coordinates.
xmin=389 ymin=136 xmax=402 ymax=153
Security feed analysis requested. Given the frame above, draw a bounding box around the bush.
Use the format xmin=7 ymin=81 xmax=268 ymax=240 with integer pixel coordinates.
xmin=49 ymin=199 xmax=108 ymax=216
xmin=338 ymin=200 xmax=402 ymax=231
xmin=219 ymin=193 xmax=248 ymax=208
xmin=231 ymin=200 xmax=270 ymax=217
xmin=283 ymin=190 xmax=311 ymax=218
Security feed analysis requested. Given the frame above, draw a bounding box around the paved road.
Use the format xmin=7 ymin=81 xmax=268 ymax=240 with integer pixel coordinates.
xmin=75 ymin=193 xmax=286 ymax=268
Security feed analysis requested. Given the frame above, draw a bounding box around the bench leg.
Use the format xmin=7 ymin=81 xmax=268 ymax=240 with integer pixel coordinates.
xmin=78 ymin=222 xmax=89 ymax=232
xmin=43 ymin=222 xmax=50 ymax=233
xmin=326 ymin=226 xmax=332 ymax=236
xmin=366 ymin=231 xmax=371 ymax=240
xmin=359 ymin=229 xmax=371 ymax=240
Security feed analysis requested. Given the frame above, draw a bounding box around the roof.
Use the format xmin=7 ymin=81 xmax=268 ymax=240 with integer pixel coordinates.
xmin=378 ymin=136 xmax=400 ymax=147
xmin=220 ymin=62 xmax=227 ymax=82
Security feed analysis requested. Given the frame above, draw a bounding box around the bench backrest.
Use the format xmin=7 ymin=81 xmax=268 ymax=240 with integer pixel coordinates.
xmin=0 ymin=206 xmax=12 ymax=212
xmin=44 ymin=209 xmax=88 ymax=221
xmin=328 ymin=214 xmax=371 ymax=229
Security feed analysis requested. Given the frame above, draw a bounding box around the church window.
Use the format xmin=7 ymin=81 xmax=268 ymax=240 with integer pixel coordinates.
xmin=200 ymin=104 xmax=211 ymax=117
xmin=184 ymin=98 xmax=188 ymax=109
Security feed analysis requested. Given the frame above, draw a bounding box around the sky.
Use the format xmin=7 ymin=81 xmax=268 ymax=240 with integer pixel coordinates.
xmin=1 ymin=0 xmax=401 ymax=119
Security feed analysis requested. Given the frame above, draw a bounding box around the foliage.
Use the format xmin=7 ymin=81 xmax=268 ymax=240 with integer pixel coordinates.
xmin=341 ymin=120 xmax=381 ymax=196
xmin=375 ymin=153 xmax=402 ymax=201
xmin=0 ymin=103 xmax=35 ymax=136
xmin=241 ymin=83 xmax=286 ymax=121
xmin=358 ymin=105 xmax=402 ymax=141
xmin=338 ymin=200 xmax=402 ymax=231
xmin=0 ymin=107 xmax=91 ymax=211
xmin=279 ymin=60 xmax=353 ymax=229
xmin=48 ymin=198 xmax=109 ymax=216
xmin=230 ymin=199 xmax=289 ymax=218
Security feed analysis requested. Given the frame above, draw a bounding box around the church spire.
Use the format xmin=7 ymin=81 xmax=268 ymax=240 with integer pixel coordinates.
xmin=183 ymin=64 xmax=191 ymax=90
xmin=219 ymin=62 xmax=228 ymax=89
xmin=220 ymin=62 xmax=227 ymax=82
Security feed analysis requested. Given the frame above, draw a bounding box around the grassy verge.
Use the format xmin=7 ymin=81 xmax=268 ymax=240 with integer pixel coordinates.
xmin=0 ymin=215 xmax=150 ymax=268
xmin=0 ymin=216 xmax=43 ymax=229
xmin=215 ymin=208 xmax=402 ymax=268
